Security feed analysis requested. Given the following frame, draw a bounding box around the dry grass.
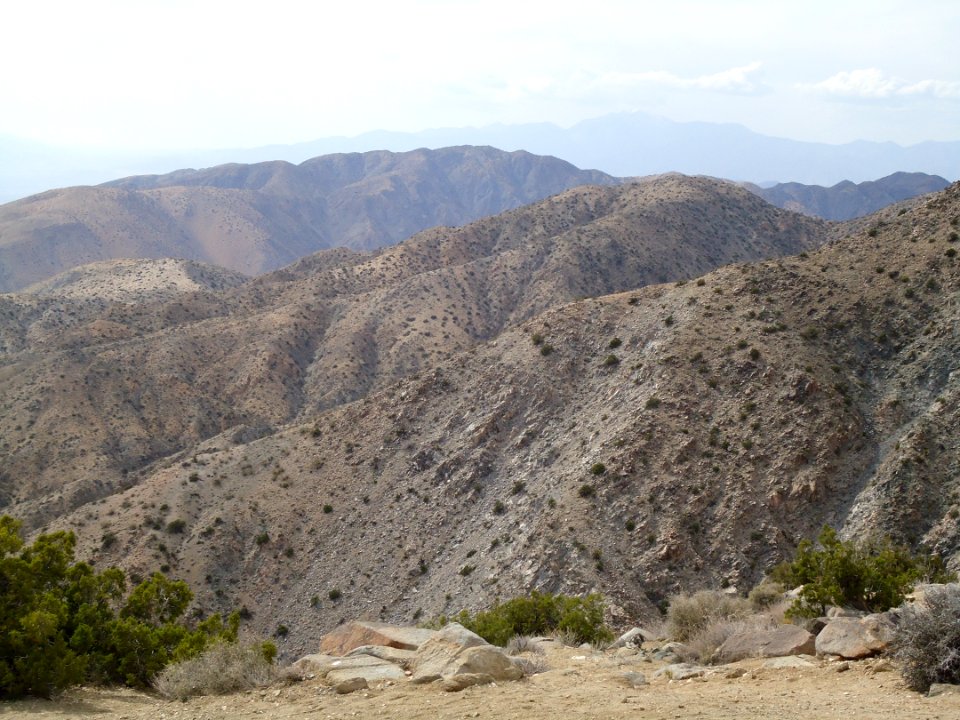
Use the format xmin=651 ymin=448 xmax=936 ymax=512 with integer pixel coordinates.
xmin=153 ymin=641 xmax=277 ymax=700
xmin=666 ymin=590 xmax=752 ymax=643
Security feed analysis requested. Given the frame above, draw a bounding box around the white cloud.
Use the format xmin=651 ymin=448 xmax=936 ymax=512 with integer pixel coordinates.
xmin=600 ymin=62 xmax=767 ymax=95
xmin=804 ymin=69 xmax=960 ymax=100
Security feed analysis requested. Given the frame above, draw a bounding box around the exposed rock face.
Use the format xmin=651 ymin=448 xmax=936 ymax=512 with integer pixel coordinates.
xmin=411 ymin=623 xmax=522 ymax=683
xmin=815 ymin=614 xmax=897 ymax=659
xmin=717 ymin=625 xmax=817 ymax=663
xmin=319 ymin=621 xmax=436 ymax=656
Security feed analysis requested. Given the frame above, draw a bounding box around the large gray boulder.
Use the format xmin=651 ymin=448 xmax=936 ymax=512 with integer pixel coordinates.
xmin=411 ymin=622 xmax=523 ymax=683
xmin=815 ymin=613 xmax=896 ymax=659
xmin=716 ymin=625 xmax=816 ymax=663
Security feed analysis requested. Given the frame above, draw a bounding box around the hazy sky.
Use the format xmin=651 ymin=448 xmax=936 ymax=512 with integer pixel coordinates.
xmin=2 ymin=0 xmax=958 ymax=151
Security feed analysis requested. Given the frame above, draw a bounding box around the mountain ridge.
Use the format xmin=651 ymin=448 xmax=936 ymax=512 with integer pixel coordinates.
xmin=0 ymin=146 xmax=616 ymax=292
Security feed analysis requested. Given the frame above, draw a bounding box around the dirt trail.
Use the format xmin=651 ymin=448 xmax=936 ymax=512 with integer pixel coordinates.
xmin=3 ymin=646 xmax=958 ymax=720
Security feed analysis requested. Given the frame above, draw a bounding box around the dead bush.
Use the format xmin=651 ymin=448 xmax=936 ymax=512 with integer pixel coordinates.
xmin=748 ymin=580 xmax=785 ymax=611
xmin=893 ymin=584 xmax=960 ymax=692
xmin=153 ymin=640 xmax=277 ymax=700
xmin=505 ymin=634 xmax=545 ymax=655
xmin=667 ymin=590 xmax=751 ymax=642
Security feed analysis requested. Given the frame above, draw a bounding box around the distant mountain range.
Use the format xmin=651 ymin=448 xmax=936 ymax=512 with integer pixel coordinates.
xmin=0 ymin=146 xmax=614 ymax=292
xmin=2 ymin=112 xmax=957 ymax=202
xmin=746 ymin=171 xmax=951 ymax=221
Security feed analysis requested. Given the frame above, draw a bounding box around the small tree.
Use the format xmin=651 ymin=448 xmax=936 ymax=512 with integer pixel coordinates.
xmin=772 ymin=526 xmax=954 ymax=618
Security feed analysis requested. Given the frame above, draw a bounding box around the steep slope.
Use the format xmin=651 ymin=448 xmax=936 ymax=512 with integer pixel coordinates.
xmin=0 ymin=147 xmax=616 ymax=291
xmin=748 ymin=171 xmax=950 ymax=220
xmin=26 ymin=182 xmax=960 ymax=660
xmin=0 ymin=176 xmax=824 ymax=528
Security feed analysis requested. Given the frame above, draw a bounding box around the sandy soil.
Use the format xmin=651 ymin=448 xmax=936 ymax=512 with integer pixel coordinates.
xmin=3 ymin=646 xmax=958 ymax=720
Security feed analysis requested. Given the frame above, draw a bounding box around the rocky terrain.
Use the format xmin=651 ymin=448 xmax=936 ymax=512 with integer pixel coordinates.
xmin=748 ymin=171 xmax=950 ymax=221
xmin=2 ymin=175 xmax=958 ymax=664
xmin=3 ymin=637 xmax=958 ymax=720
xmin=0 ymin=146 xmax=615 ymax=291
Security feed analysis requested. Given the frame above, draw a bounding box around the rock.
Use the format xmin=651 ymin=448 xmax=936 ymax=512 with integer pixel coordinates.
xmin=716 ymin=625 xmax=816 ymax=663
xmin=411 ymin=623 xmax=522 ymax=683
xmin=345 ymin=645 xmax=417 ymax=665
xmin=287 ymin=653 xmax=342 ymax=678
xmin=803 ymin=617 xmax=828 ymax=635
xmin=827 ymin=606 xmax=865 ymax=618
xmin=724 ymin=667 xmax=747 ymax=679
xmin=324 ymin=656 xmax=408 ymax=684
xmin=441 ymin=673 xmax=495 ymax=691
xmin=653 ymin=663 xmax=705 ymax=681
xmin=762 ymin=656 xmax=815 ymax=669
xmin=815 ymin=614 xmax=896 ymax=659
xmin=319 ymin=621 xmax=437 ymax=656
xmin=610 ymin=627 xmax=658 ymax=649
xmin=334 ymin=677 xmax=368 ymax=694
xmin=620 ymin=671 xmax=647 ymax=687
xmin=651 ymin=642 xmax=685 ymax=662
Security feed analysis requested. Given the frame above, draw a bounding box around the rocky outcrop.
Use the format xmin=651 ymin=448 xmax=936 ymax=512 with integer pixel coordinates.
xmin=410 ymin=623 xmax=524 ymax=685
xmin=815 ymin=614 xmax=897 ymax=659
xmin=319 ymin=621 xmax=436 ymax=656
xmin=717 ymin=625 xmax=817 ymax=663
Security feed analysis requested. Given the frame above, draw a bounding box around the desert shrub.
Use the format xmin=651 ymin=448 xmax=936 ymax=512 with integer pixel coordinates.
xmin=0 ymin=515 xmax=241 ymax=699
xmin=772 ymin=526 xmax=955 ymax=618
xmin=505 ymin=634 xmax=545 ymax=655
xmin=748 ymin=580 xmax=785 ymax=611
xmin=666 ymin=590 xmax=751 ymax=642
xmin=153 ymin=639 xmax=277 ymax=700
xmin=452 ymin=592 xmax=612 ymax=647
xmin=675 ymin=618 xmax=750 ymax=664
xmin=894 ymin=584 xmax=960 ymax=692
xmin=589 ymin=462 xmax=606 ymax=476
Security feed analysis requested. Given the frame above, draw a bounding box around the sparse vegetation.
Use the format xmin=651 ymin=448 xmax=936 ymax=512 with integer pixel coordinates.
xmin=666 ymin=589 xmax=751 ymax=642
xmin=442 ymin=592 xmax=612 ymax=647
xmin=153 ymin=639 xmax=277 ymax=700
xmin=770 ymin=526 xmax=955 ymax=618
xmin=578 ymin=483 xmax=596 ymax=498
xmin=894 ymin=584 xmax=960 ymax=692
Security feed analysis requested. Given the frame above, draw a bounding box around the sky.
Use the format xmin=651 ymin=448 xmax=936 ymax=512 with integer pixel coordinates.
xmin=1 ymin=0 xmax=958 ymax=152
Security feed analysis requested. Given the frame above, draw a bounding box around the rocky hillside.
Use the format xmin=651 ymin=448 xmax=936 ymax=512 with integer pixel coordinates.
xmin=10 ymin=178 xmax=960 ymax=661
xmin=0 ymin=146 xmax=615 ymax=292
xmin=748 ymin=172 xmax=949 ymax=221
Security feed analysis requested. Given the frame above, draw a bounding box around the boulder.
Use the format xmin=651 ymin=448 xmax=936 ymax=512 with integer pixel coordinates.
xmin=411 ymin=622 xmax=522 ymax=683
xmin=319 ymin=621 xmax=437 ymax=655
xmin=323 ymin=655 xmax=407 ymax=684
xmin=716 ymin=625 xmax=816 ymax=663
xmin=441 ymin=673 xmax=495 ymax=692
xmin=610 ymin=627 xmax=658 ymax=649
xmin=334 ymin=677 xmax=368 ymax=694
xmin=815 ymin=613 xmax=896 ymax=659
xmin=345 ymin=645 xmax=417 ymax=665
xmin=620 ymin=671 xmax=648 ymax=687
xmin=653 ymin=663 xmax=706 ymax=681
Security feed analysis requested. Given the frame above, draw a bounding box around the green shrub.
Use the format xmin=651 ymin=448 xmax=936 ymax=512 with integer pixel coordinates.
xmin=608 ymin=337 xmax=622 ymax=349
xmin=666 ymin=590 xmax=751 ymax=642
xmin=894 ymin=584 xmax=960 ymax=692
xmin=0 ymin=516 xmax=241 ymax=698
xmin=166 ymin=519 xmax=187 ymax=534
xmin=603 ymin=354 xmax=620 ymax=366
xmin=578 ymin=484 xmax=596 ymax=498
xmin=452 ymin=592 xmax=612 ymax=647
xmin=589 ymin=462 xmax=606 ymax=476
xmin=540 ymin=343 xmax=555 ymax=356
xmin=772 ymin=526 xmax=955 ymax=618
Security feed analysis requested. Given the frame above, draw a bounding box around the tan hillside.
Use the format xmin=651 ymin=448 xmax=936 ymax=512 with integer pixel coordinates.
xmin=0 ymin=176 xmax=824 ymax=529
xmin=12 ymin=180 xmax=958 ymax=662
xmin=0 ymin=147 xmax=615 ymax=292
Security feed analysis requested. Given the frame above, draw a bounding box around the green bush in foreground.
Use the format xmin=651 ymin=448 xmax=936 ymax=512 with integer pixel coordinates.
xmin=434 ymin=592 xmax=612 ymax=647
xmin=0 ymin=515 xmax=244 ymax=699
xmin=771 ymin=526 xmax=955 ymax=618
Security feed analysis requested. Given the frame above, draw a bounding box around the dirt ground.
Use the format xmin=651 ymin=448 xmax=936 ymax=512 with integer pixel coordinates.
xmin=3 ymin=645 xmax=958 ymax=720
